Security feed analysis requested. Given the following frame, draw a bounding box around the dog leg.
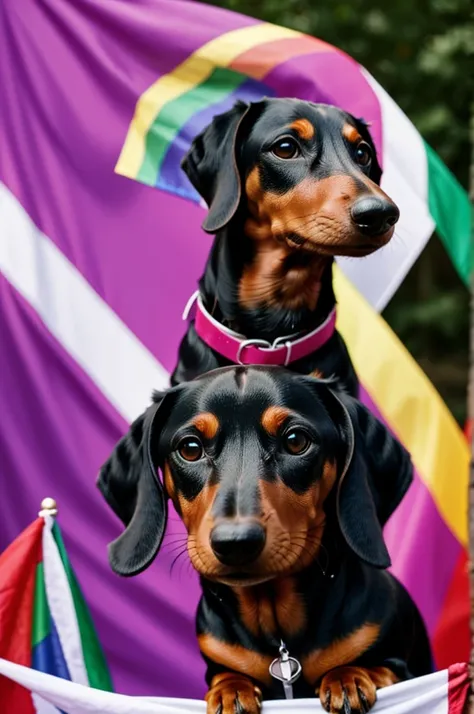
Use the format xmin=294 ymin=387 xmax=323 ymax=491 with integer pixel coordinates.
xmin=205 ymin=672 xmax=262 ymax=714
xmin=316 ymin=666 xmax=398 ymax=713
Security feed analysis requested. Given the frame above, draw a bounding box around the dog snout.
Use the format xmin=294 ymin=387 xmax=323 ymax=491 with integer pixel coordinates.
xmin=351 ymin=196 xmax=399 ymax=237
xmin=210 ymin=521 xmax=266 ymax=567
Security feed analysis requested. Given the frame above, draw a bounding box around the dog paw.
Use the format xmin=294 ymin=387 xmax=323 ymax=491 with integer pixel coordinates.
xmin=317 ymin=666 xmax=398 ymax=713
xmin=205 ymin=673 xmax=262 ymax=714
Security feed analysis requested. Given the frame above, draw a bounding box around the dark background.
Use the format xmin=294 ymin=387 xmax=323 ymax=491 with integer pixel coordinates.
xmin=205 ymin=0 xmax=472 ymax=424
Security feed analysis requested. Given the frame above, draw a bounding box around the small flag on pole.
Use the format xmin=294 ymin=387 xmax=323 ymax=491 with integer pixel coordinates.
xmin=0 ymin=499 xmax=112 ymax=713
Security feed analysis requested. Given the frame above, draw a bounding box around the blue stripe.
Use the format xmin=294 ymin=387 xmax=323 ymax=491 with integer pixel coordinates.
xmin=32 ymin=616 xmax=71 ymax=681
xmin=157 ymin=77 xmax=275 ymax=203
xmin=32 ymin=618 xmax=69 ymax=714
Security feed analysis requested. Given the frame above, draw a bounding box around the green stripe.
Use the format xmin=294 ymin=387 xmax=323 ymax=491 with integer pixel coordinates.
xmin=32 ymin=561 xmax=50 ymax=647
xmin=52 ymin=522 xmax=113 ymax=691
xmin=425 ymin=142 xmax=473 ymax=284
xmin=137 ymin=66 xmax=247 ymax=185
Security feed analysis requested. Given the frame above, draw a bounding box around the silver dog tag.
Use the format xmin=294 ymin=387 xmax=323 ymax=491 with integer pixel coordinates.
xmin=269 ymin=641 xmax=302 ymax=699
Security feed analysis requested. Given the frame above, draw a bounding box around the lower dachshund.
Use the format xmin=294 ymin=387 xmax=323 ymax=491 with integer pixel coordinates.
xmin=98 ymin=366 xmax=431 ymax=713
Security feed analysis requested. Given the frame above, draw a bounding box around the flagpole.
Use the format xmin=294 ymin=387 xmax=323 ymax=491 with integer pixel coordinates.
xmin=468 ymin=105 xmax=474 ymax=712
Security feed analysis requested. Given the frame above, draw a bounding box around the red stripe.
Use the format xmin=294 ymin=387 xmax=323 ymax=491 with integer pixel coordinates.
xmin=0 ymin=517 xmax=43 ymax=713
xmin=433 ymin=421 xmax=472 ymax=670
xmin=448 ymin=662 xmax=470 ymax=713
xmin=230 ymin=35 xmax=335 ymax=79
xmin=433 ymin=549 xmax=470 ymax=669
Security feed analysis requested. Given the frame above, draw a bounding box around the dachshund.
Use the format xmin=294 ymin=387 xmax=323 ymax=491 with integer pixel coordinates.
xmin=171 ymin=98 xmax=400 ymax=397
xmin=98 ymin=366 xmax=431 ymax=714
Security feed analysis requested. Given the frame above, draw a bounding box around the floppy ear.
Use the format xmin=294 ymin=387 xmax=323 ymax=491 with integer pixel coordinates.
xmin=355 ymin=118 xmax=382 ymax=185
xmin=337 ymin=394 xmax=413 ymax=524
xmin=97 ymin=390 xmax=177 ymax=577
xmin=306 ymin=380 xmax=412 ymax=568
xmin=181 ymin=100 xmax=252 ymax=234
xmin=333 ymin=390 xmax=413 ymax=568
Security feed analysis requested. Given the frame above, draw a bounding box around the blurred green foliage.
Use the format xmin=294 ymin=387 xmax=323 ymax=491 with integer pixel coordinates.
xmin=206 ymin=0 xmax=473 ymax=424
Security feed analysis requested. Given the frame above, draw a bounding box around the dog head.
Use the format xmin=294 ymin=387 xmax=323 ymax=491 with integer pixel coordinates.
xmin=182 ymin=98 xmax=399 ymax=257
xmin=98 ymin=366 xmax=411 ymax=582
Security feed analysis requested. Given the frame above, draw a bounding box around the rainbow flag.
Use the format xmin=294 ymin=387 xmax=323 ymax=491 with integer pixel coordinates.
xmin=0 ymin=511 xmax=112 ymax=713
xmin=0 ymin=0 xmax=471 ymax=697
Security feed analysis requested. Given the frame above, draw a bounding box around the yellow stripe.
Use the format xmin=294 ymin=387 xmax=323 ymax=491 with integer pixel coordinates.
xmin=116 ymin=23 xmax=300 ymax=178
xmin=334 ymin=266 xmax=468 ymax=545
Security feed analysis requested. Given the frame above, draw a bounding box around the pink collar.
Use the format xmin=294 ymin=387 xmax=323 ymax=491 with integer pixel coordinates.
xmin=183 ymin=292 xmax=337 ymax=366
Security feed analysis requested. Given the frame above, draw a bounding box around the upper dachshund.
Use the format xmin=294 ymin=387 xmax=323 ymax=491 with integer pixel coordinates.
xmin=172 ymin=98 xmax=399 ymax=394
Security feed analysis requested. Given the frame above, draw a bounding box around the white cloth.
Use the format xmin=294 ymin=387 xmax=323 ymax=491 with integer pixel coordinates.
xmin=0 ymin=658 xmax=456 ymax=714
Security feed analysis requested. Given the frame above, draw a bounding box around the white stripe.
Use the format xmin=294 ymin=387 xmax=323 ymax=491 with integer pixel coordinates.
xmin=0 ymin=657 xmax=451 ymax=713
xmin=0 ymin=182 xmax=169 ymax=423
xmin=33 ymin=693 xmax=60 ymax=714
xmin=42 ymin=516 xmax=89 ymax=686
xmin=362 ymin=69 xmax=429 ymax=201
xmin=337 ymin=69 xmax=435 ymax=311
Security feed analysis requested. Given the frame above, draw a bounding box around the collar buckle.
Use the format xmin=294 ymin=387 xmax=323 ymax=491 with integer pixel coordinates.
xmin=236 ymin=338 xmax=271 ymax=365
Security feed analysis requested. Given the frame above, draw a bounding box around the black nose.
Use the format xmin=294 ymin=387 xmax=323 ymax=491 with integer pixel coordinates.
xmin=210 ymin=522 xmax=266 ymax=567
xmin=351 ymin=196 xmax=399 ymax=236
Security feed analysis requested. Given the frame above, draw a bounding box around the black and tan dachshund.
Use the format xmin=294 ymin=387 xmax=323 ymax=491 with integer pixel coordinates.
xmin=98 ymin=366 xmax=431 ymax=714
xmin=172 ymin=98 xmax=399 ymax=396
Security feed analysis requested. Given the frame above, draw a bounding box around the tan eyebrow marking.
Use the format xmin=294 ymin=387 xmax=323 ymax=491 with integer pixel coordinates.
xmin=290 ymin=118 xmax=315 ymax=140
xmin=192 ymin=412 xmax=219 ymax=439
xmin=261 ymin=406 xmax=291 ymax=436
xmin=342 ymin=123 xmax=362 ymax=144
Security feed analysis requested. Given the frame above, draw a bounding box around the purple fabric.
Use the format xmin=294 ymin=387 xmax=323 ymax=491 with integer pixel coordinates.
xmin=359 ymin=386 xmax=460 ymax=636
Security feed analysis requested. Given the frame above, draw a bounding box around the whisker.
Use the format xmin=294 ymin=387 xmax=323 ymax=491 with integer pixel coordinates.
xmin=162 ymin=542 xmax=191 ymax=556
xmin=162 ymin=538 xmax=189 ymax=549
xmin=163 ymin=535 xmax=188 ymax=544
xmin=169 ymin=547 xmax=189 ymax=577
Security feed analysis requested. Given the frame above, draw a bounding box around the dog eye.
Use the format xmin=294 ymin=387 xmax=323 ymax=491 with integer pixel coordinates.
xmin=177 ymin=437 xmax=203 ymax=462
xmin=354 ymin=142 xmax=372 ymax=167
xmin=271 ymin=137 xmax=300 ymax=160
xmin=283 ymin=428 xmax=311 ymax=455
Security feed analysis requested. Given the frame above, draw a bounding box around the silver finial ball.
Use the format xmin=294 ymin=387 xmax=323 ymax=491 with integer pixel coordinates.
xmin=39 ymin=497 xmax=58 ymax=516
